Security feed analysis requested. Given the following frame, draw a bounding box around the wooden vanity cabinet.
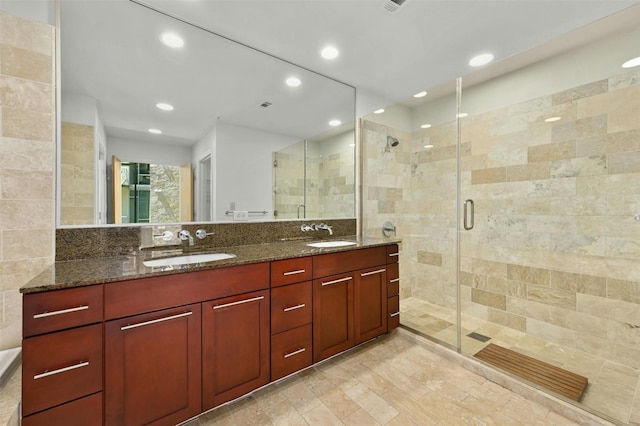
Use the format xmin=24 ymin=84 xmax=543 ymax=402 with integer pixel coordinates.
xmin=387 ymin=244 xmax=401 ymax=330
xmin=202 ymin=289 xmax=270 ymax=410
xmin=21 ymin=285 xmax=104 ymax=424
xmin=313 ymin=246 xmax=388 ymax=362
xmin=105 ymin=304 xmax=202 ymax=426
xmin=270 ymin=257 xmax=314 ymax=380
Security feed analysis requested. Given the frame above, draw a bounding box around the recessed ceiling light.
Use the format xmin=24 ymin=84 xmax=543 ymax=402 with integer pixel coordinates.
xmin=420 ymin=124 xmax=432 ymax=129
xmin=457 ymin=113 xmax=468 ymax=118
xmin=424 ymin=144 xmax=434 ymax=149
xmin=285 ymin=77 xmax=301 ymax=87
xmin=161 ymin=33 xmax=184 ymax=48
xmin=148 ymin=128 xmax=162 ymax=134
xmin=413 ymin=91 xmax=427 ymax=98
xmin=469 ymin=53 xmax=494 ymax=67
xmin=545 ymin=116 xmax=562 ymax=123
xmin=156 ymin=103 xmax=174 ymax=111
xmin=321 ymin=46 xmax=339 ymax=60
xmin=374 ymin=109 xmax=385 ymax=114
xmin=329 ymin=119 xmax=341 ymax=126
xmin=622 ymin=56 xmax=640 ymax=68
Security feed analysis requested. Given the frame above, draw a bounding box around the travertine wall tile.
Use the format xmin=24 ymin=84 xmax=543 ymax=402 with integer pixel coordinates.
xmin=471 ymin=289 xmax=506 ymax=310
xmin=607 ymin=278 xmax=640 ymax=304
xmin=528 ymin=140 xmax=576 ymax=163
xmin=0 ymin=12 xmax=55 ymax=350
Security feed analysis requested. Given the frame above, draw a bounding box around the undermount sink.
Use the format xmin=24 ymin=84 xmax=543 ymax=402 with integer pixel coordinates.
xmin=143 ymin=253 xmax=236 ymax=267
xmin=306 ymin=241 xmax=357 ymax=248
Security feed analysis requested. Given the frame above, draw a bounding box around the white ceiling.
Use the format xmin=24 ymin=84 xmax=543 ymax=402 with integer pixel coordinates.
xmin=138 ymin=0 xmax=640 ymax=111
xmin=59 ymin=0 xmax=640 ymax=146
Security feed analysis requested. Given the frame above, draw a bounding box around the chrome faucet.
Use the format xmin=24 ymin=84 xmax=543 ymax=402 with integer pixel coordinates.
xmin=178 ymin=230 xmax=194 ymax=246
xmin=315 ymin=223 xmax=333 ymax=235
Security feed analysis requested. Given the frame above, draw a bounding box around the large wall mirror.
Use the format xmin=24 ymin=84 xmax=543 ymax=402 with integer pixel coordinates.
xmin=58 ymin=0 xmax=355 ymax=227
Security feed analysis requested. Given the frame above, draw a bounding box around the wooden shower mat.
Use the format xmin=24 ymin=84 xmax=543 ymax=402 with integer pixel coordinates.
xmin=474 ymin=343 xmax=588 ymax=402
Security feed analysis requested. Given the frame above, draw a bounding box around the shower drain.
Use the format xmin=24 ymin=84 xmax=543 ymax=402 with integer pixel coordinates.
xmin=467 ymin=332 xmax=491 ymax=342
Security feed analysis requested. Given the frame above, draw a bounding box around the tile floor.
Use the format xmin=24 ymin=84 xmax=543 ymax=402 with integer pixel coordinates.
xmin=401 ymin=297 xmax=640 ymax=425
xmin=187 ymin=331 xmax=604 ymax=426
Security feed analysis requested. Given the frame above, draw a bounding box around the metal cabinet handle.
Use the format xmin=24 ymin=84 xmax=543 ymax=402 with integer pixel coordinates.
xmin=388 ymin=252 xmax=399 ymax=257
xmin=34 ymin=361 xmax=89 ymax=379
xmin=283 ymin=303 xmax=306 ymax=312
xmin=213 ymin=296 xmax=264 ymax=310
xmin=121 ymin=311 xmax=193 ymax=330
xmin=360 ymin=268 xmax=386 ymax=277
xmin=283 ymin=348 xmax=306 ymax=359
xmin=283 ymin=269 xmax=306 ymax=276
xmin=390 ymin=278 xmax=400 ymax=283
xmin=463 ymin=199 xmax=475 ymax=230
xmin=33 ymin=305 xmax=89 ymax=319
xmin=321 ymin=276 xmax=353 ymax=286
xmin=390 ymin=312 xmax=400 ymax=317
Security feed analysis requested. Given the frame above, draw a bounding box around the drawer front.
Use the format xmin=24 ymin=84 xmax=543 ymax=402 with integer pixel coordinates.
xmin=386 ymin=244 xmax=400 ymax=263
xmin=22 ymin=323 xmax=103 ymax=416
xmin=22 ymin=392 xmax=103 ymax=426
xmin=271 ymin=282 xmax=312 ymax=334
xmin=271 ymin=324 xmax=313 ymax=381
xmin=387 ymin=263 xmax=400 ymax=297
xmin=271 ymin=257 xmax=312 ymax=287
xmin=105 ymin=262 xmax=269 ymax=320
xmin=313 ymin=246 xmax=386 ymax=278
xmin=23 ymin=285 xmax=103 ymax=338
xmin=388 ymin=295 xmax=400 ymax=330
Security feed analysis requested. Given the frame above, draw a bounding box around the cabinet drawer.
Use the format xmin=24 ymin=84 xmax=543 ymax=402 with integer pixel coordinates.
xmin=313 ymin=246 xmax=386 ymax=278
xmin=388 ymin=263 xmax=399 ymax=297
xmin=271 ymin=282 xmax=312 ymax=334
xmin=22 ymin=323 xmax=103 ymax=416
xmin=22 ymin=392 xmax=103 ymax=426
xmin=386 ymin=244 xmax=400 ymax=263
xmin=105 ymin=262 xmax=269 ymax=320
xmin=388 ymin=295 xmax=400 ymax=330
xmin=271 ymin=257 xmax=312 ymax=287
xmin=23 ymin=285 xmax=103 ymax=337
xmin=271 ymin=324 xmax=313 ymax=381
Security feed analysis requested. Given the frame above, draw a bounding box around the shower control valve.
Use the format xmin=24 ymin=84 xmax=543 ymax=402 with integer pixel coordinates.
xmin=635 ymin=213 xmax=640 ymax=222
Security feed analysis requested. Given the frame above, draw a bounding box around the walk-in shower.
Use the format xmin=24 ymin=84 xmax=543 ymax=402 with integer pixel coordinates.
xmin=363 ymin=9 xmax=640 ymax=425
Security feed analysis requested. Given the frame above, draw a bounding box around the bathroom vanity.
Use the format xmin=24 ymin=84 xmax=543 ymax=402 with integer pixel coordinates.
xmin=20 ymin=240 xmax=400 ymax=426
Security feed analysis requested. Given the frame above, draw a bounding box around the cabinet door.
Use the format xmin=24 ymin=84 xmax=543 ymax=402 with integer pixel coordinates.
xmin=313 ymin=273 xmax=354 ymax=362
xmin=355 ymin=266 xmax=388 ymax=344
xmin=105 ymin=304 xmax=202 ymax=426
xmin=202 ymin=289 xmax=270 ymax=410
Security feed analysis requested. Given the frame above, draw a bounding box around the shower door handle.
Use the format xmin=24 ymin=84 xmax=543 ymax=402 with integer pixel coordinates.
xmin=463 ymin=199 xmax=474 ymax=230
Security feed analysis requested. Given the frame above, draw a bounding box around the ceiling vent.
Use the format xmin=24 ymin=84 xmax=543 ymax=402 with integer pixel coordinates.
xmin=260 ymin=101 xmax=272 ymax=108
xmin=382 ymin=0 xmax=407 ymax=14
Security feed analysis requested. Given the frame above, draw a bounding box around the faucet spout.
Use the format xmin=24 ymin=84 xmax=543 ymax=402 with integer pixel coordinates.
xmin=178 ymin=230 xmax=194 ymax=246
xmin=316 ymin=223 xmax=333 ymax=235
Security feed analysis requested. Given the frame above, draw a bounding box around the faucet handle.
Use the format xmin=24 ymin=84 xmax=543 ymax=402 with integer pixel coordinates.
xmin=195 ymin=229 xmax=214 ymax=239
xmin=178 ymin=230 xmax=191 ymax=241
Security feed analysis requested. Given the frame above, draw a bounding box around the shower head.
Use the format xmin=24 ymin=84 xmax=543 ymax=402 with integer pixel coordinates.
xmin=385 ymin=136 xmax=400 ymax=152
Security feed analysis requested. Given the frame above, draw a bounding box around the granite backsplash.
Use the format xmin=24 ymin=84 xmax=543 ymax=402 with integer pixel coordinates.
xmin=56 ymin=219 xmax=357 ymax=261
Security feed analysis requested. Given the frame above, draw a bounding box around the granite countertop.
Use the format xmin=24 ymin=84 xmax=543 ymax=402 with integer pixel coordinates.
xmin=21 ymin=236 xmax=401 ymax=294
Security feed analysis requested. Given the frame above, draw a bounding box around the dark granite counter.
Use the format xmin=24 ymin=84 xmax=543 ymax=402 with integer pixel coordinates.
xmin=21 ymin=236 xmax=401 ymax=294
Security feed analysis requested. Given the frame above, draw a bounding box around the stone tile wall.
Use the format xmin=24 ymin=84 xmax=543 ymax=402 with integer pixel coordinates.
xmin=60 ymin=121 xmax=94 ymax=225
xmin=0 ymin=12 xmax=55 ymax=350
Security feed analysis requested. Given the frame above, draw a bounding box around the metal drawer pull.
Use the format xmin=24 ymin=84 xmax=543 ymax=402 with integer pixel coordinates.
xmin=360 ymin=268 xmax=386 ymax=277
xmin=389 ymin=252 xmax=399 ymax=257
xmin=121 ymin=311 xmax=193 ymax=330
xmin=283 ymin=303 xmax=306 ymax=312
xmin=33 ymin=305 xmax=89 ymax=319
xmin=390 ymin=278 xmax=400 ymax=283
xmin=321 ymin=276 xmax=353 ymax=286
xmin=283 ymin=269 xmax=306 ymax=276
xmin=213 ymin=296 xmax=264 ymax=310
xmin=284 ymin=348 xmax=306 ymax=358
xmin=390 ymin=312 xmax=400 ymax=317
xmin=34 ymin=361 xmax=89 ymax=379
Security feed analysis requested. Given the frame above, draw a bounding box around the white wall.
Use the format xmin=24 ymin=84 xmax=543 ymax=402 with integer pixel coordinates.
xmin=0 ymin=0 xmax=54 ymax=24
xmin=192 ymin=124 xmax=216 ymax=222
xmin=107 ymin=137 xmax=192 ymax=166
xmin=61 ymin=92 xmax=97 ymax=125
xmin=215 ymin=122 xmax=298 ymax=221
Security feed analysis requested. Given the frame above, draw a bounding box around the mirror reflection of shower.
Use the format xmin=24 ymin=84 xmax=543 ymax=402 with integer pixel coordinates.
xmin=385 ymin=136 xmax=400 ymax=152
